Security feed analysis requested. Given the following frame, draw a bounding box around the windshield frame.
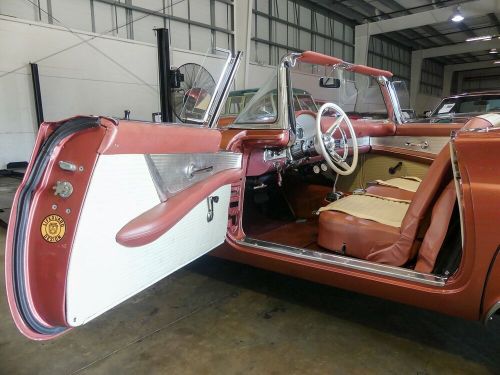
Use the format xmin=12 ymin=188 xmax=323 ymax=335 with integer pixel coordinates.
xmin=229 ymin=52 xmax=402 ymax=130
xmin=230 ymin=54 xmax=292 ymax=130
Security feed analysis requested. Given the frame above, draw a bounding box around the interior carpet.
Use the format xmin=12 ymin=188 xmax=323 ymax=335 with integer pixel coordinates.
xmin=252 ymin=218 xmax=319 ymax=249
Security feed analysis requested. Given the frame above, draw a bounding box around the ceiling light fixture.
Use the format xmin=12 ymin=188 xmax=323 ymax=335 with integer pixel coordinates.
xmin=466 ymin=35 xmax=493 ymax=42
xmin=494 ymin=60 xmax=500 ymax=64
xmin=490 ymin=48 xmax=498 ymax=54
xmin=451 ymin=6 xmax=465 ymax=22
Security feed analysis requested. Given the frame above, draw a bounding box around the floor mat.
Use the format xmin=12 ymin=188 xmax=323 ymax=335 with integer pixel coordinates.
xmin=253 ymin=219 xmax=319 ymax=249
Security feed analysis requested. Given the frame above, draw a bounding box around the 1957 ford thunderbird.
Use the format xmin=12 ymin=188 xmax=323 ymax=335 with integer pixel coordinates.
xmin=5 ymin=49 xmax=500 ymax=340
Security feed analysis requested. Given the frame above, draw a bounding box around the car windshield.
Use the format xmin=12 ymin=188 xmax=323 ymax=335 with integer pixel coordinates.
xmin=225 ymin=95 xmax=245 ymax=115
xmin=234 ymin=71 xmax=278 ymax=124
xmin=291 ymin=64 xmax=388 ymax=119
xmin=296 ymin=94 xmax=317 ymax=112
xmin=432 ymin=95 xmax=500 ymax=116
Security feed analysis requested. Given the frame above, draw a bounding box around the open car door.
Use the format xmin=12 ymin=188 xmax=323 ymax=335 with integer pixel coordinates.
xmin=6 ymin=51 xmax=242 ymax=340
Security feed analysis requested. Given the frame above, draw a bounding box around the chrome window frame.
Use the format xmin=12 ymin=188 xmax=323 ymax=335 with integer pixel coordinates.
xmin=229 ymin=52 xmax=404 ymax=131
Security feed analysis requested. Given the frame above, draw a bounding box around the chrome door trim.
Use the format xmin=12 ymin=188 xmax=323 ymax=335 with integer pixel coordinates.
xmin=237 ymin=237 xmax=447 ymax=287
xmin=484 ymin=301 xmax=500 ymax=325
xmin=145 ymin=152 xmax=242 ymax=201
xmin=371 ymin=136 xmax=449 ymax=154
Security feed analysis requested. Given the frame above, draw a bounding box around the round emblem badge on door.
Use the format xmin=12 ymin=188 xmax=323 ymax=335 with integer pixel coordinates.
xmin=40 ymin=214 xmax=66 ymax=243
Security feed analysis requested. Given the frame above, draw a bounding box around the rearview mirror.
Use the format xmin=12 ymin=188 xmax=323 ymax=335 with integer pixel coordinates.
xmin=319 ymin=77 xmax=341 ymax=88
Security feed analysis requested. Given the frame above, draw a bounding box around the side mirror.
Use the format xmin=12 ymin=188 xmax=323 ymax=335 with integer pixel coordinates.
xmin=424 ymin=110 xmax=432 ymax=117
xmin=319 ymin=77 xmax=341 ymax=88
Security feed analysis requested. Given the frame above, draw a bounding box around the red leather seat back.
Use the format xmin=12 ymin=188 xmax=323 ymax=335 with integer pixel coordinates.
xmin=414 ymin=181 xmax=457 ymax=273
xmin=366 ymin=145 xmax=453 ymax=265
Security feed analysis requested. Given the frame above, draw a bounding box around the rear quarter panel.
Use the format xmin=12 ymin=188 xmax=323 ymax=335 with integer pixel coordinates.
xmin=453 ymin=129 xmax=500 ymax=321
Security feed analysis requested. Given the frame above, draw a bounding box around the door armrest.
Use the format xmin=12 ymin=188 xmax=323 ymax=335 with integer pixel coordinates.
xmin=116 ymin=169 xmax=242 ymax=247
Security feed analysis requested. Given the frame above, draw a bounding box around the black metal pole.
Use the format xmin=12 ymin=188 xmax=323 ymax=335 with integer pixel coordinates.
xmin=156 ymin=28 xmax=173 ymax=122
xmin=30 ymin=63 xmax=44 ymax=128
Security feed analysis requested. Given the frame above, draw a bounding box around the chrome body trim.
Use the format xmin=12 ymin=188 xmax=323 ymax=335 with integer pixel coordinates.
xmin=353 ymin=136 xmax=370 ymax=148
xmin=370 ymin=136 xmax=449 ymax=155
xmin=237 ymin=237 xmax=447 ymax=287
xmin=145 ymin=152 xmax=242 ymax=201
xmin=384 ymin=78 xmax=404 ymax=125
xmin=229 ymin=122 xmax=284 ymax=130
xmin=450 ymin=140 xmax=465 ymax=244
xmin=209 ymin=50 xmax=242 ymax=128
xmin=484 ymin=301 xmax=500 ymax=325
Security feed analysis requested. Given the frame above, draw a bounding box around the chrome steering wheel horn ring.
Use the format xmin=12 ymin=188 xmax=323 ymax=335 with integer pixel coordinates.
xmin=315 ymin=103 xmax=358 ymax=176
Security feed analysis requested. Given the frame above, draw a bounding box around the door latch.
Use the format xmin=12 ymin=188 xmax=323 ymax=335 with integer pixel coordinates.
xmin=207 ymin=195 xmax=219 ymax=222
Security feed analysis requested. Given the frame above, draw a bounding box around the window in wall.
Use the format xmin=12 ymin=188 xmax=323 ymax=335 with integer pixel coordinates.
xmin=251 ymin=0 xmax=354 ymax=65
xmin=17 ymin=0 xmax=233 ymax=54
xmin=0 ymin=0 xmax=39 ymax=22
xmin=93 ymin=2 xmax=115 ymax=34
xmin=189 ymin=0 xmax=211 ymax=24
xmin=133 ymin=13 xmax=164 ymax=43
xmin=420 ymin=59 xmax=444 ymax=97
xmin=368 ymin=36 xmax=411 ymax=83
xmin=169 ymin=19 xmax=189 ymax=50
xmin=51 ymin=0 xmax=93 ymax=32
xmin=133 ymin=0 xmax=164 ymax=11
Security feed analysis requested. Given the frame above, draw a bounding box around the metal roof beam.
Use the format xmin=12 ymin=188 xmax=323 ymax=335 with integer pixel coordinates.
xmin=421 ymin=38 xmax=500 ymax=58
xmin=356 ymin=0 xmax=500 ymax=36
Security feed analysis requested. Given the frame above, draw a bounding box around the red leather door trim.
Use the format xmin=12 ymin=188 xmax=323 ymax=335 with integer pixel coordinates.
xmin=99 ymin=121 xmax=222 ymax=155
xmin=116 ymin=169 xmax=242 ymax=247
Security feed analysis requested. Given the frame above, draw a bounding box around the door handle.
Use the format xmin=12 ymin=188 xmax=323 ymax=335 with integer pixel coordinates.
xmin=405 ymin=141 xmax=429 ymax=150
xmin=207 ymin=195 xmax=219 ymax=222
xmin=187 ymin=164 xmax=214 ymax=178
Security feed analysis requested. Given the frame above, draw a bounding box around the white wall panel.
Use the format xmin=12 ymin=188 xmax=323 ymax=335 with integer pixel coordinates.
xmin=0 ymin=15 xmax=229 ymax=168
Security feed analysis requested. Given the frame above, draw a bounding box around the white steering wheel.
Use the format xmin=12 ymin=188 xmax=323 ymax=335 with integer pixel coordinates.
xmin=315 ymin=103 xmax=358 ymax=176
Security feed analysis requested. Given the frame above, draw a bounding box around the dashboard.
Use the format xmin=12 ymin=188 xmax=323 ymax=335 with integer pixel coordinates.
xmin=246 ymin=113 xmax=390 ymax=177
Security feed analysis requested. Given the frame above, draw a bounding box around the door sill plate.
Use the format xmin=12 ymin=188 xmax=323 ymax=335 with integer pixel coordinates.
xmin=238 ymin=237 xmax=447 ymax=287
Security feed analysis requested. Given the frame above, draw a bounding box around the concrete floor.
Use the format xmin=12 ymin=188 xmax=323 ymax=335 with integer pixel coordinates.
xmin=0 ymin=176 xmax=20 ymax=226
xmin=1 ymin=227 xmax=499 ymax=374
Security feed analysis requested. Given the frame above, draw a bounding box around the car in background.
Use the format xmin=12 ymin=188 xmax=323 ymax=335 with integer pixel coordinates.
xmin=218 ymin=88 xmax=318 ymax=126
xmin=422 ymin=91 xmax=500 ymax=123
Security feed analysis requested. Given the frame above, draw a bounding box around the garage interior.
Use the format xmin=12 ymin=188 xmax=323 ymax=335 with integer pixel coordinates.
xmin=1 ymin=0 xmax=500 ymax=373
